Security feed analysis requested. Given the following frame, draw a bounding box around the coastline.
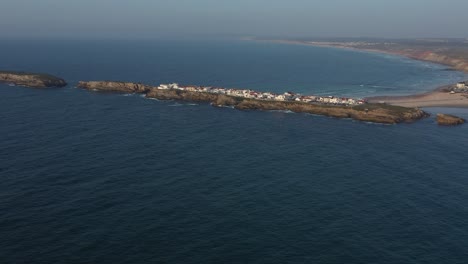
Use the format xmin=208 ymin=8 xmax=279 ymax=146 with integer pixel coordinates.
xmin=255 ymin=39 xmax=468 ymax=74
xmin=248 ymin=39 xmax=422 ymax=64
xmin=251 ymin=38 xmax=468 ymax=108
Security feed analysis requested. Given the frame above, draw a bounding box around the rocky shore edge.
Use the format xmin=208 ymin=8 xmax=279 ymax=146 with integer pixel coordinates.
xmin=437 ymin=114 xmax=465 ymax=126
xmin=0 ymin=71 xmax=67 ymax=88
xmin=77 ymin=81 xmax=429 ymax=124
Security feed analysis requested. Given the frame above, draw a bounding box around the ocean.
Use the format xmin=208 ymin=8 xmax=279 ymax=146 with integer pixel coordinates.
xmin=1 ymin=39 xmax=468 ymax=264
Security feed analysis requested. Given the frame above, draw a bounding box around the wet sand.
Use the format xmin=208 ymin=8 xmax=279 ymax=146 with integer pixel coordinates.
xmin=367 ymin=86 xmax=468 ymax=108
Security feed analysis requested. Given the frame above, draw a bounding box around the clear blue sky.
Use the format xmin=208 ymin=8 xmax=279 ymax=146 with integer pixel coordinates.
xmin=1 ymin=0 xmax=467 ymax=39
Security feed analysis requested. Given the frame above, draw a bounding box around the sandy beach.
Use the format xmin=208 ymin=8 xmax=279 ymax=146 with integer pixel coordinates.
xmin=254 ymin=38 xmax=468 ymax=108
xmin=367 ymin=88 xmax=468 ymax=108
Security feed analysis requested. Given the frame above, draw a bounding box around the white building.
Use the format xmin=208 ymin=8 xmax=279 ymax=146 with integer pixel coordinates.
xmin=158 ymin=83 xmax=180 ymax=90
xmin=275 ymin=95 xmax=286 ymax=101
xmin=456 ymin=82 xmax=466 ymax=89
xmin=155 ymin=81 xmax=363 ymax=105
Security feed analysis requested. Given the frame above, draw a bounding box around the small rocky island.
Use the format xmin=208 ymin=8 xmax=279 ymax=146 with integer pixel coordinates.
xmin=77 ymin=81 xmax=429 ymax=124
xmin=436 ymin=114 xmax=465 ymax=126
xmin=0 ymin=71 xmax=67 ymax=88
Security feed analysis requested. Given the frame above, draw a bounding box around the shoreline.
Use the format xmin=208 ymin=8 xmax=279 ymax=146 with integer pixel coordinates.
xmin=250 ymin=38 xmax=468 ymax=108
xmin=366 ymin=86 xmax=468 ymax=108
xmin=255 ymin=39 xmax=468 ymax=73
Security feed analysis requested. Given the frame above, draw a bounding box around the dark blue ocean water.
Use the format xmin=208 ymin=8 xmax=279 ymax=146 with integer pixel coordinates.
xmin=1 ymin=39 xmax=468 ymax=264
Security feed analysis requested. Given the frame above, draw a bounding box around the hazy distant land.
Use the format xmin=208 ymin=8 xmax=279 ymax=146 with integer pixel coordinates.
xmin=255 ymin=37 xmax=468 ymax=108
xmin=261 ymin=37 xmax=468 ymax=73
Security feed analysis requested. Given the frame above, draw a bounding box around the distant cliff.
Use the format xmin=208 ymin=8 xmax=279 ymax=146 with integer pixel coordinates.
xmin=0 ymin=71 xmax=67 ymax=88
xmin=286 ymin=40 xmax=468 ymax=74
xmin=397 ymin=51 xmax=468 ymax=73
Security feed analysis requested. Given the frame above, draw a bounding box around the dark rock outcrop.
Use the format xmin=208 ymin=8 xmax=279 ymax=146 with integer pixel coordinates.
xmin=437 ymin=114 xmax=465 ymax=126
xmin=77 ymin=81 xmax=152 ymax=93
xmin=0 ymin=71 xmax=67 ymax=88
xmin=146 ymin=88 xmax=220 ymax=102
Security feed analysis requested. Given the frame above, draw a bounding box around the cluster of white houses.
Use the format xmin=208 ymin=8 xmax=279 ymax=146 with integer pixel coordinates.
xmin=157 ymin=83 xmax=366 ymax=106
xmin=455 ymin=81 xmax=468 ymax=92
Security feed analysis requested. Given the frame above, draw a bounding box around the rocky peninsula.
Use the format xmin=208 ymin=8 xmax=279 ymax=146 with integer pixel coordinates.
xmin=148 ymin=89 xmax=429 ymax=124
xmin=0 ymin=71 xmax=67 ymax=88
xmin=78 ymin=81 xmax=429 ymax=124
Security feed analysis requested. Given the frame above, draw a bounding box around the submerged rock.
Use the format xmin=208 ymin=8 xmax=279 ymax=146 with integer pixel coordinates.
xmin=436 ymin=114 xmax=465 ymax=126
xmin=0 ymin=71 xmax=67 ymax=88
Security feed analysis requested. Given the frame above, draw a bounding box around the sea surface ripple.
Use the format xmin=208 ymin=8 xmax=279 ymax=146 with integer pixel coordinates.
xmin=1 ymin=39 xmax=468 ymax=263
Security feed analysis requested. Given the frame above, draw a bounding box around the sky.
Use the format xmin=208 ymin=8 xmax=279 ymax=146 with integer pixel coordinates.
xmin=1 ymin=0 xmax=467 ymax=39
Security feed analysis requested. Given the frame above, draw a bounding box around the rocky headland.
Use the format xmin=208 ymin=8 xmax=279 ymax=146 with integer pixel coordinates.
xmin=436 ymin=114 xmax=465 ymax=126
xmin=0 ymin=71 xmax=67 ymax=88
xmin=78 ymin=80 xmax=429 ymax=124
